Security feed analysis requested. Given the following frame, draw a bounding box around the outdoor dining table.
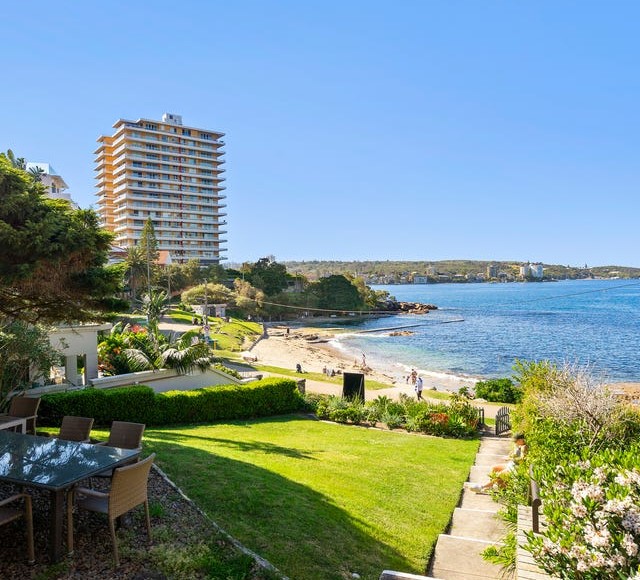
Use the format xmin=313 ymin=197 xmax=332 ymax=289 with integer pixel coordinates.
xmin=0 ymin=416 xmax=27 ymax=433
xmin=0 ymin=430 xmax=140 ymax=562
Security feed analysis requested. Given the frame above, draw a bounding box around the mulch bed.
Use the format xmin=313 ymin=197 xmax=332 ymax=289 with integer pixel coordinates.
xmin=0 ymin=467 xmax=273 ymax=579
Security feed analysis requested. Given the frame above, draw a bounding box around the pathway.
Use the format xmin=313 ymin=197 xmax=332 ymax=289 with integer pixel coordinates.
xmin=427 ymin=433 xmax=513 ymax=579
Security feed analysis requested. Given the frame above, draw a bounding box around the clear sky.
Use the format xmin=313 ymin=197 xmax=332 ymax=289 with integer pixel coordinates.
xmin=2 ymin=1 xmax=639 ymax=266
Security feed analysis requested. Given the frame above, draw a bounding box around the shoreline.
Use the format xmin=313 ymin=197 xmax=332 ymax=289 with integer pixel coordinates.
xmin=250 ymin=325 xmax=477 ymax=393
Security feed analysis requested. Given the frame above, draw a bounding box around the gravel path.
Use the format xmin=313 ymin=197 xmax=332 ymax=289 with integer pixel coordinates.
xmin=0 ymin=466 xmax=278 ymax=579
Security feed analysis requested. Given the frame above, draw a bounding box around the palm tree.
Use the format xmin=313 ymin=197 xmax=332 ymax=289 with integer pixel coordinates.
xmin=138 ymin=289 xmax=168 ymax=338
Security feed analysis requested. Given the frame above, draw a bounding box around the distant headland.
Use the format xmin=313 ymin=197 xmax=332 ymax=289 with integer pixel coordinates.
xmin=282 ymin=260 xmax=640 ymax=285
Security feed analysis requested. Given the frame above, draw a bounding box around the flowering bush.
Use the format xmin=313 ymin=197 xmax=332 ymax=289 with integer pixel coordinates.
xmin=527 ymin=450 xmax=640 ymax=579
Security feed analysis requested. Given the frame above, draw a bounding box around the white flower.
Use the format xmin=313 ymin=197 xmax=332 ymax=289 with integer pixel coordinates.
xmin=623 ymin=533 xmax=638 ymax=557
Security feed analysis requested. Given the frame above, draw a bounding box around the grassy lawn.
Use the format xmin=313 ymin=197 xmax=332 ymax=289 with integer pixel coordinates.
xmin=165 ymin=309 xmax=263 ymax=351
xmin=254 ymin=364 xmax=393 ymax=390
xmin=141 ymin=416 xmax=479 ymax=580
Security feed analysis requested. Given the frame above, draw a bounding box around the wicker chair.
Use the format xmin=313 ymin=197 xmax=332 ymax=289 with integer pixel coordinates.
xmin=67 ymin=453 xmax=156 ymax=566
xmin=0 ymin=493 xmax=35 ymax=563
xmin=92 ymin=421 xmax=145 ymax=479
xmin=95 ymin=421 xmax=145 ymax=450
xmin=4 ymin=396 xmax=41 ymax=435
xmin=57 ymin=416 xmax=94 ymax=443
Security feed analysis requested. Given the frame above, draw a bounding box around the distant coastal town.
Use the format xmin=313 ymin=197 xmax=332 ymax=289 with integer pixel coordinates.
xmin=282 ymin=259 xmax=640 ymax=285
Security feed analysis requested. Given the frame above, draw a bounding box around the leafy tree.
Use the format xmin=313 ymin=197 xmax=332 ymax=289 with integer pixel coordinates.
xmin=233 ymin=279 xmax=264 ymax=317
xmin=0 ymin=321 xmax=61 ymax=407
xmin=3 ymin=149 xmax=26 ymax=169
xmin=98 ymin=321 xmax=216 ymax=376
xmin=313 ymin=275 xmax=363 ymax=310
xmin=125 ymin=246 xmax=147 ymax=300
xmin=138 ymin=217 xmax=159 ymax=294
xmin=0 ymin=155 xmax=125 ymax=323
xmin=248 ymin=257 xmax=289 ymax=296
xmin=137 ymin=289 xmax=169 ymax=338
xmin=181 ymin=283 xmax=234 ymax=309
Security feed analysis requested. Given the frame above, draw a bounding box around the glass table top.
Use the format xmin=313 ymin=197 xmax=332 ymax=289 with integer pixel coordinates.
xmin=0 ymin=430 xmax=140 ymax=490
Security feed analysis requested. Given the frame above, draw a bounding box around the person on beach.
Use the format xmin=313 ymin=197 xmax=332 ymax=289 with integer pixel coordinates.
xmin=296 ymin=363 xmax=303 ymax=373
xmin=415 ymin=376 xmax=424 ymax=400
xmin=361 ymin=353 xmax=366 ymax=367
xmin=410 ymin=369 xmax=417 ymax=385
xmin=465 ymin=434 xmax=528 ymax=493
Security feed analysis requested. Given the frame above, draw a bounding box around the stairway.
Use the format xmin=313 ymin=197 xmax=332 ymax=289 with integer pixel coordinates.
xmin=428 ymin=434 xmax=513 ymax=580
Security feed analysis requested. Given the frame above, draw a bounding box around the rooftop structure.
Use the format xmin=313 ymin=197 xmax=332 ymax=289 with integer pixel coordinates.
xmin=26 ymin=162 xmax=78 ymax=208
xmin=95 ymin=113 xmax=227 ymax=265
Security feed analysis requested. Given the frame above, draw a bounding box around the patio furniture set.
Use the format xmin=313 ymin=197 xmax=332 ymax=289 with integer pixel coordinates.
xmin=0 ymin=396 xmax=154 ymax=567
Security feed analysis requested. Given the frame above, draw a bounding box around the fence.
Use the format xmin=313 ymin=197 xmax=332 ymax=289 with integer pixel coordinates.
xmin=495 ymin=406 xmax=511 ymax=435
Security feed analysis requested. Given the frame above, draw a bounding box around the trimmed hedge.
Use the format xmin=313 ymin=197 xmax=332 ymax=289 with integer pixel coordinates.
xmin=39 ymin=378 xmax=303 ymax=427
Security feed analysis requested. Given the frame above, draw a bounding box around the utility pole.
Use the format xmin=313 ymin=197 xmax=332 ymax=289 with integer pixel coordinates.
xmin=203 ymin=278 xmax=208 ymax=325
xmin=203 ymin=279 xmax=210 ymax=345
xmin=146 ymin=242 xmax=151 ymax=298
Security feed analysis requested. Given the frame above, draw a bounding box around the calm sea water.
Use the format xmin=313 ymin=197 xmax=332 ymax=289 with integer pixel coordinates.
xmin=331 ymin=279 xmax=640 ymax=382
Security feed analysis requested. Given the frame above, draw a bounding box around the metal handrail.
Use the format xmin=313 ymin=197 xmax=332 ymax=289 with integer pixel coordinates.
xmin=528 ymin=463 xmax=541 ymax=533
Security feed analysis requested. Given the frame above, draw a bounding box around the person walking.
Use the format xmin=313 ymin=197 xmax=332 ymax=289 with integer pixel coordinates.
xmin=415 ymin=375 xmax=424 ymax=400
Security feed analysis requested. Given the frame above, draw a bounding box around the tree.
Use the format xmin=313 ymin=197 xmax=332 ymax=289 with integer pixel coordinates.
xmin=137 ymin=289 xmax=169 ymax=339
xmin=0 ymin=156 xmax=125 ymax=323
xmin=248 ymin=257 xmax=289 ymax=296
xmin=138 ymin=217 xmax=159 ymax=294
xmin=0 ymin=321 xmax=61 ymax=408
xmin=3 ymin=149 xmax=26 ymax=170
xmin=233 ymin=279 xmax=264 ymax=317
xmin=98 ymin=321 xmax=215 ymax=376
xmin=125 ymin=246 xmax=147 ymax=300
xmin=313 ymin=275 xmax=363 ymax=310
xmin=181 ymin=283 xmax=234 ymax=309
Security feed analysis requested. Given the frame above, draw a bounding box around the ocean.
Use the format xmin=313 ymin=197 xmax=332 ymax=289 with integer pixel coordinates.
xmin=330 ymin=279 xmax=640 ymax=383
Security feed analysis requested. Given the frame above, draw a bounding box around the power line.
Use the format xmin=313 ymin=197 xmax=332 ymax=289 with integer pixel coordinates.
xmin=506 ymin=280 xmax=640 ymax=305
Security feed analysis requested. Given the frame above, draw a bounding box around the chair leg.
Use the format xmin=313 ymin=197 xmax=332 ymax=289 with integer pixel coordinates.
xmin=24 ymin=495 xmax=35 ymax=564
xmin=108 ymin=518 xmax=119 ymax=567
xmin=144 ymin=500 xmax=152 ymax=541
xmin=66 ymin=489 xmax=74 ymax=556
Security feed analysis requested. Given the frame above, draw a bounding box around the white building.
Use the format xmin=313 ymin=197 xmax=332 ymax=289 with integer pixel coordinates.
xmin=26 ymin=162 xmax=78 ymax=208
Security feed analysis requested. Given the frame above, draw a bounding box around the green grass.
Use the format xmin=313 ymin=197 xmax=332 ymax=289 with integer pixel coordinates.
xmin=142 ymin=416 xmax=479 ymax=580
xmin=164 ymin=309 xmax=263 ymax=352
xmin=254 ymin=364 xmax=393 ymax=390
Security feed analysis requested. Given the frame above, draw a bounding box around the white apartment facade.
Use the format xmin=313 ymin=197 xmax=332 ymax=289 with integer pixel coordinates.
xmin=95 ymin=113 xmax=227 ymax=264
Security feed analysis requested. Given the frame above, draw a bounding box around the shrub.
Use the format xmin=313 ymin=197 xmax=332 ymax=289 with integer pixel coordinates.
xmin=39 ymin=386 xmax=157 ymax=426
xmin=527 ymin=448 xmax=640 ymax=579
xmin=316 ymin=394 xmax=480 ymax=438
xmin=39 ymin=378 xmax=303 ymax=427
xmin=212 ymin=363 xmax=242 ymax=379
xmin=474 ymin=378 xmax=522 ymax=403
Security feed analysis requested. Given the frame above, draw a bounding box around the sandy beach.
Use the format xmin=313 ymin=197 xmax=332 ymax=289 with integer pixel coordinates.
xmin=249 ymin=324 xmax=476 ymax=395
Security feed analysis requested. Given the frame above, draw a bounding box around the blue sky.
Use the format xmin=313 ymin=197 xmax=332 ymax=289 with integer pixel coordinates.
xmin=2 ymin=1 xmax=639 ymax=266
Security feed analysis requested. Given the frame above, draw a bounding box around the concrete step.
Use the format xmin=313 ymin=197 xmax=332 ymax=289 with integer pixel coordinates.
xmin=468 ymin=465 xmax=493 ymax=483
xmin=458 ymin=488 xmax=499 ymax=511
xmin=380 ymin=571 xmax=444 ymax=580
xmin=477 ymin=440 xmax=512 ymax=454
xmin=449 ymin=508 xmax=506 ymax=542
xmin=429 ymin=534 xmax=505 ymax=580
xmin=473 ymin=453 xmax=508 ymax=467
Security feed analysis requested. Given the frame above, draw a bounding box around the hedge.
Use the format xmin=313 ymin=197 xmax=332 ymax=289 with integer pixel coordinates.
xmin=39 ymin=378 xmax=304 ymax=427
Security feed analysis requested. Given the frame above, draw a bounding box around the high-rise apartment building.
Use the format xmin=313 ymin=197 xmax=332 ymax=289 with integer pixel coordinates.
xmin=95 ymin=113 xmax=226 ymax=264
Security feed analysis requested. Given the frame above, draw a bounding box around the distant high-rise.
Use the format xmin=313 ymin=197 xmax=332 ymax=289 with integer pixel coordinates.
xmin=95 ymin=113 xmax=227 ymax=264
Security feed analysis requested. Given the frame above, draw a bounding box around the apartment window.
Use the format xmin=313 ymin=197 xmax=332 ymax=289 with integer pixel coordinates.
xmin=145 ymin=123 xmax=157 ymax=130
xmin=182 ymin=129 xmax=191 ymax=136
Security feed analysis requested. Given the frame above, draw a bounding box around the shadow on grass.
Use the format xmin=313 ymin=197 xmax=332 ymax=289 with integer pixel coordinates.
xmin=151 ymin=429 xmax=317 ymax=460
xmin=144 ymin=421 xmax=419 ymax=580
